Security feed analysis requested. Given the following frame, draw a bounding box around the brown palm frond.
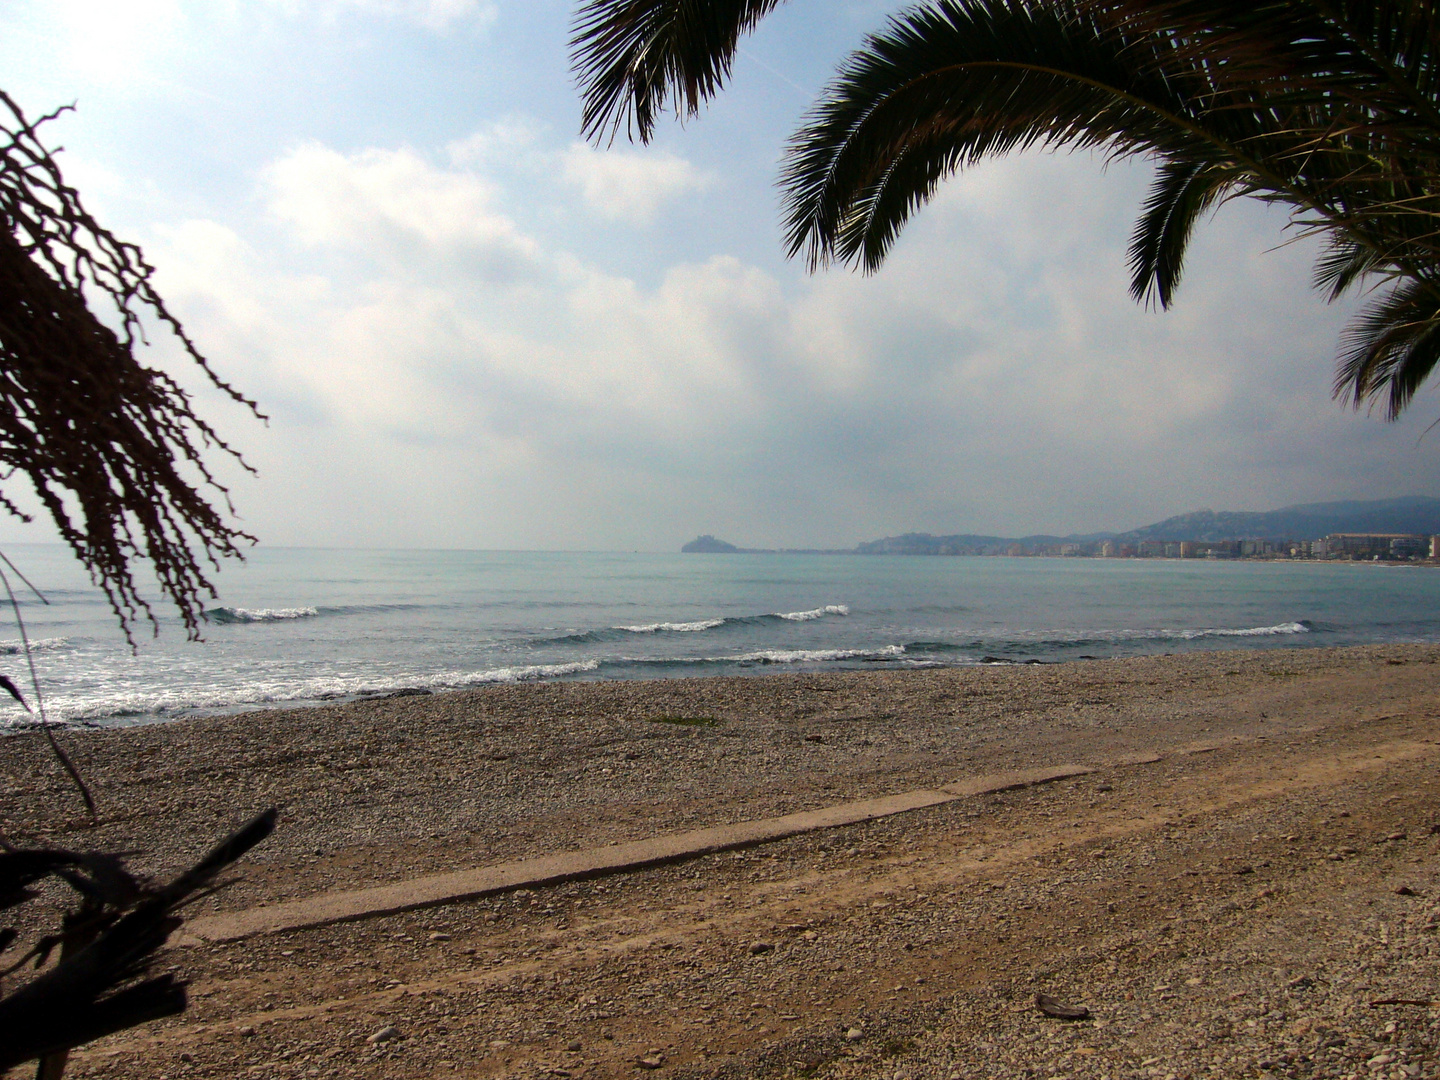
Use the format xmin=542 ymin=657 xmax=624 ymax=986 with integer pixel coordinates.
xmin=0 ymin=92 xmax=264 ymax=642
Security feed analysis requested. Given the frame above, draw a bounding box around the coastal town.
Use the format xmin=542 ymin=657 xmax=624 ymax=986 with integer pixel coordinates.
xmin=1006 ymin=532 xmax=1438 ymax=559
xmin=684 ymin=530 xmax=1440 ymax=560
xmin=683 ymin=498 xmax=1440 ymax=561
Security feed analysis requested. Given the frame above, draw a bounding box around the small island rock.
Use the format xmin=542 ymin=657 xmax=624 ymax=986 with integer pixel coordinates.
xmin=681 ymin=535 xmax=740 ymax=554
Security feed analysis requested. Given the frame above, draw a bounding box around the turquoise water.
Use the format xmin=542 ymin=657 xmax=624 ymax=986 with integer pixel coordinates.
xmin=0 ymin=544 xmax=1435 ymax=727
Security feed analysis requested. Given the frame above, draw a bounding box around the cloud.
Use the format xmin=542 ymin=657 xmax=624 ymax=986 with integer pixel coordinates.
xmin=447 ymin=118 xmax=546 ymax=167
xmin=263 ymin=0 xmax=496 ymax=31
xmin=358 ymin=0 xmax=494 ymax=30
xmin=40 ymin=0 xmax=186 ymax=89
xmin=561 ymin=143 xmax=712 ymax=225
xmin=121 ymin=137 xmax=1440 ymax=552
xmin=261 ymin=142 xmax=540 ymax=280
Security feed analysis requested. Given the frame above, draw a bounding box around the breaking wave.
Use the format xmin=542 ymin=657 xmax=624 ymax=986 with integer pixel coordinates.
xmin=456 ymin=659 xmax=601 ymax=683
xmin=615 ymin=619 xmax=726 ymax=634
xmin=539 ymin=604 xmax=850 ymax=645
xmin=775 ymin=605 xmax=850 ymax=621
xmin=0 ymin=637 xmax=69 ymax=654
xmin=3 ymin=659 xmax=606 ymax=727
xmin=618 ymin=645 xmax=905 ymax=668
xmin=730 ymin=643 xmax=899 ymax=663
xmin=209 ymin=606 xmax=320 ymax=624
xmin=1179 ymin=620 xmax=1313 ymax=638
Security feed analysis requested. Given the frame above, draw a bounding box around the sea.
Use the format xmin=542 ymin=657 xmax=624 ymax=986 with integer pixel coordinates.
xmin=0 ymin=544 xmax=1436 ymax=729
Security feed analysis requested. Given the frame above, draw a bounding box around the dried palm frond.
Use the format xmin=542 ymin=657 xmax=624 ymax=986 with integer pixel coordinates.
xmin=0 ymin=92 xmax=264 ymax=642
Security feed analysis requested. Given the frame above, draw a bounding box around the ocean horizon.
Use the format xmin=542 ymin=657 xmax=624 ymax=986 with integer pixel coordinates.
xmin=0 ymin=542 xmax=1435 ymax=729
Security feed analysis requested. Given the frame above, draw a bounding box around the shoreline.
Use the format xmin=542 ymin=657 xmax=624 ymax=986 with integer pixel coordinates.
xmin=6 ymin=643 xmax=1433 ymax=869
xmin=1 ymin=632 xmax=1395 ymax=734
xmin=7 ymin=643 xmax=1440 ymax=1078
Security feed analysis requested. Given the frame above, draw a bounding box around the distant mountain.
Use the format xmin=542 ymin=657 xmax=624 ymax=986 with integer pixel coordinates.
xmin=1118 ymin=496 xmax=1440 ymax=542
xmin=686 ymin=497 xmax=1440 ymax=555
xmin=856 ymin=532 xmax=1010 ymax=555
xmin=855 ymin=532 xmax=1112 ymax=555
xmin=681 ymin=535 xmax=741 ymax=553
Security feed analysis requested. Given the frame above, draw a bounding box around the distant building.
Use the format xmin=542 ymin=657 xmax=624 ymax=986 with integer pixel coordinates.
xmin=1179 ymin=541 xmax=1197 ymax=558
xmin=1432 ymin=535 xmax=1440 ymax=559
xmin=1101 ymin=540 xmax=1116 ymax=558
xmin=1391 ymin=536 xmax=1427 ymax=558
xmin=1320 ymin=533 xmax=1425 ymax=559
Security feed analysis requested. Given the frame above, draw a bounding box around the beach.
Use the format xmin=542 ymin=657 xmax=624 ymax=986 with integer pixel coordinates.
xmin=6 ymin=643 xmax=1440 ymax=1078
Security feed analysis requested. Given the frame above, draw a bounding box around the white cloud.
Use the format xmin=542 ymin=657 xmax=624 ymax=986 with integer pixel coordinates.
xmin=0 ymin=0 xmax=1426 ymax=555
xmin=264 ymin=0 xmax=496 ymax=31
xmin=369 ymin=0 xmax=493 ymax=30
xmin=41 ymin=0 xmax=186 ymax=89
xmin=447 ymin=118 xmax=545 ymax=167
xmin=261 ymin=143 xmax=540 ymax=279
xmin=115 ymin=137 xmax=1440 ymax=552
xmin=561 ymin=143 xmax=711 ymax=225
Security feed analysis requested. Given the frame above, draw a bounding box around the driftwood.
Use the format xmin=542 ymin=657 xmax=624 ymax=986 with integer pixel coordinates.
xmin=1035 ymin=992 xmax=1090 ymax=1020
xmin=1370 ymin=998 xmax=1440 ymax=1008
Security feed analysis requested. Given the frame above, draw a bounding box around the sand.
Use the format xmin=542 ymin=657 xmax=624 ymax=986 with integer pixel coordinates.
xmin=4 ymin=643 xmax=1440 ymax=1079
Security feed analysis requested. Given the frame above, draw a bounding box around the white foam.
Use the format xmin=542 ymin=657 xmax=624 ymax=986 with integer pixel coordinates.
xmin=775 ymin=604 xmax=850 ymax=621
xmin=615 ymin=619 xmax=725 ymax=634
xmin=455 ymin=659 xmax=601 ymax=683
xmin=1182 ymin=621 xmax=1310 ymax=639
xmin=731 ymin=644 xmax=902 ymax=664
xmin=212 ymin=606 xmax=320 ymax=623
xmin=0 ymin=657 xmax=608 ymax=727
xmin=0 ymin=636 xmax=69 ymax=654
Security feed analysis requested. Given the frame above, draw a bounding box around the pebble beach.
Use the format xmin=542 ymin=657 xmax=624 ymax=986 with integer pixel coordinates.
xmin=5 ymin=643 xmax=1440 ymax=1078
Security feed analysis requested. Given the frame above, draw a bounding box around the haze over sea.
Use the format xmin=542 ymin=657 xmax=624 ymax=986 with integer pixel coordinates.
xmin=1 ymin=544 xmax=1436 ymax=729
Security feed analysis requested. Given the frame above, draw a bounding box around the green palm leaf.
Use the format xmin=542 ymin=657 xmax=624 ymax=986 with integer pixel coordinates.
xmin=781 ymin=0 xmax=1282 ymax=273
xmin=1314 ymin=232 xmax=1393 ymax=302
xmin=1335 ymin=275 xmax=1440 ymax=417
xmin=572 ymin=0 xmax=788 ymax=142
xmin=572 ymin=0 xmax=1440 ymax=417
xmin=1129 ymin=158 xmax=1239 ymax=307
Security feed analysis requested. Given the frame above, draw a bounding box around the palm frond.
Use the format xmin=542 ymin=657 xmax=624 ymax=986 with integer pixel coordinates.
xmin=1313 ymin=232 xmax=1394 ymax=300
xmin=1081 ymin=0 xmax=1440 ymax=118
xmin=781 ymin=0 xmax=1245 ymax=270
xmin=1128 ymin=157 xmax=1238 ymax=307
xmin=1334 ymin=274 xmax=1440 ymax=418
xmin=571 ymin=0 xmax=1440 ymax=416
xmin=572 ymin=0 xmax=787 ymax=143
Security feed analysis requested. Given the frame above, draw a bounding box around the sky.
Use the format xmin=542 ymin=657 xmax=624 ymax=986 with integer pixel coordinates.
xmin=1 ymin=0 xmax=1437 ymax=552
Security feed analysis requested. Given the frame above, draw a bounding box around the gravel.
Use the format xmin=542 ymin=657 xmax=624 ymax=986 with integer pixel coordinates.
xmin=5 ymin=643 xmax=1440 ymax=1079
